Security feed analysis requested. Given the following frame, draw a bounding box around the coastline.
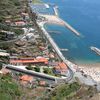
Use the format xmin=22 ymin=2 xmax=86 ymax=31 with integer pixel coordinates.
xmin=31 ymin=0 xmax=100 ymax=65
xmin=42 ymin=0 xmax=100 ymax=64
xmin=79 ymin=63 xmax=100 ymax=68
xmin=79 ymin=63 xmax=100 ymax=82
xmin=30 ymin=1 xmax=100 ymax=85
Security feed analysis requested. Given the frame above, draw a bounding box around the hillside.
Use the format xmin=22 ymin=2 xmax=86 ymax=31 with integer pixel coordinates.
xmin=0 ymin=0 xmax=22 ymax=23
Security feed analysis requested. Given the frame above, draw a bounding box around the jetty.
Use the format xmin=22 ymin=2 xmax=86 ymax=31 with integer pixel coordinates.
xmin=90 ymin=46 xmax=100 ymax=56
xmin=53 ymin=6 xmax=59 ymax=16
xmin=39 ymin=14 xmax=80 ymax=36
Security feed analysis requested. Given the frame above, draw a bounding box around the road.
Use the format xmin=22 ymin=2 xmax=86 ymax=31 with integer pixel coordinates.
xmin=0 ymin=28 xmax=30 ymax=44
xmin=37 ymin=22 xmax=74 ymax=81
xmin=0 ymin=34 xmax=26 ymax=44
xmin=5 ymin=64 xmax=70 ymax=83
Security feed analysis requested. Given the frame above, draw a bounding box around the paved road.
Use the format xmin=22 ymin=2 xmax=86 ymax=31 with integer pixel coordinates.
xmin=5 ymin=64 xmax=69 ymax=83
xmin=37 ymin=22 xmax=74 ymax=81
xmin=0 ymin=34 xmax=27 ymax=44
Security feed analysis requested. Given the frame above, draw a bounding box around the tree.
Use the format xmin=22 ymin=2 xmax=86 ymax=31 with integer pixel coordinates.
xmin=26 ymin=64 xmax=33 ymax=70
xmin=0 ymin=62 xmax=2 ymax=70
xmin=34 ymin=67 xmax=40 ymax=72
xmin=43 ymin=68 xmax=49 ymax=74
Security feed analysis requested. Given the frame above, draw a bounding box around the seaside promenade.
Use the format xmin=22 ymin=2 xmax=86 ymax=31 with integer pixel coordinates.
xmin=37 ymin=21 xmax=77 ymax=76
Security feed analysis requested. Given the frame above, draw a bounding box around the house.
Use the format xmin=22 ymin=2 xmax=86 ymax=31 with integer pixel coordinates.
xmin=10 ymin=57 xmax=48 ymax=65
xmin=54 ymin=62 xmax=68 ymax=75
xmin=0 ymin=30 xmax=15 ymax=40
xmin=39 ymin=80 xmax=46 ymax=86
xmin=6 ymin=31 xmax=15 ymax=39
xmin=21 ymin=12 xmax=29 ymax=20
xmin=20 ymin=75 xmax=33 ymax=83
xmin=0 ymin=52 xmax=10 ymax=57
xmin=0 ymin=49 xmax=9 ymax=57
xmin=0 ymin=68 xmax=11 ymax=75
xmin=19 ymin=75 xmax=34 ymax=87
xmin=5 ymin=20 xmax=11 ymax=25
xmin=15 ymin=21 xmax=26 ymax=26
xmin=49 ymin=53 xmax=55 ymax=58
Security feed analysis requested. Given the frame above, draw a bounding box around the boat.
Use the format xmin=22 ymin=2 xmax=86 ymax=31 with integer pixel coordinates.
xmin=90 ymin=46 xmax=100 ymax=56
xmin=60 ymin=48 xmax=68 ymax=51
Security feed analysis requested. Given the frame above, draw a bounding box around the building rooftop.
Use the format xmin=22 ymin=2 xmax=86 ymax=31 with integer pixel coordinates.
xmin=58 ymin=62 xmax=67 ymax=69
xmin=0 ymin=52 xmax=9 ymax=56
xmin=10 ymin=57 xmax=48 ymax=64
xmin=15 ymin=21 xmax=26 ymax=26
xmin=0 ymin=68 xmax=11 ymax=75
xmin=39 ymin=81 xmax=46 ymax=86
xmin=54 ymin=62 xmax=68 ymax=74
xmin=20 ymin=75 xmax=33 ymax=82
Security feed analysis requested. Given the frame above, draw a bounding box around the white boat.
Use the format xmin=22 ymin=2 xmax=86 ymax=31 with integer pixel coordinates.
xmin=90 ymin=46 xmax=100 ymax=56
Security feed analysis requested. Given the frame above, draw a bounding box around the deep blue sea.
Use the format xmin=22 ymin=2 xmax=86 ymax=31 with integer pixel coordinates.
xmin=41 ymin=0 xmax=100 ymax=64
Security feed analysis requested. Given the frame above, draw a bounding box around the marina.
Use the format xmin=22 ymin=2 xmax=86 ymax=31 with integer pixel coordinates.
xmin=39 ymin=14 xmax=80 ymax=36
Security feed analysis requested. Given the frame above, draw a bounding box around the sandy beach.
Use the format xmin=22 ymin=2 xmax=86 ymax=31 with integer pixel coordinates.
xmin=78 ymin=63 xmax=100 ymax=82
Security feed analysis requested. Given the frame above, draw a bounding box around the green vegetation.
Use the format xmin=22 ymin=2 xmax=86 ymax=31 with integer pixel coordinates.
xmin=0 ymin=56 xmax=9 ymax=64
xmin=34 ymin=66 xmax=40 ymax=72
xmin=26 ymin=65 xmax=34 ymax=70
xmin=0 ymin=0 xmax=21 ymax=23
xmin=0 ymin=62 xmax=2 ymax=70
xmin=0 ymin=44 xmax=10 ymax=50
xmin=43 ymin=67 xmax=55 ymax=76
xmin=47 ymin=82 xmax=81 ymax=100
xmin=0 ymin=0 xmax=24 ymax=40
xmin=0 ymin=23 xmax=24 ymax=36
xmin=26 ymin=65 xmax=40 ymax=72
xmin=0 ymin=74 xmax=21 ymax=100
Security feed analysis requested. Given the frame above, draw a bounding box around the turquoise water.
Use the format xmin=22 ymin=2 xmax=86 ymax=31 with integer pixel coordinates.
xmin=41 ymin=0 xmax=100 ymax=64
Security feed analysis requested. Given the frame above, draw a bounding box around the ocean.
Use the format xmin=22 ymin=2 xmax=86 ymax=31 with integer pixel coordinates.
xmin=37 ymin=0 xmax=100 ymax=64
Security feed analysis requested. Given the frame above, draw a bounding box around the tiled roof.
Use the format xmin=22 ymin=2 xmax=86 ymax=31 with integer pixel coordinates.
xmin=20 ymin=75 xmax=33 ymax=82
xmin=10 ymin=57 xmax=48 ymax=64
xmin=54 ymin=62 xmax=68 ymax=72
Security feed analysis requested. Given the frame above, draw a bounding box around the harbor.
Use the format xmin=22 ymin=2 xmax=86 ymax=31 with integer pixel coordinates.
xmin=41 ymin=0 xmax=100 ymax=65
xmin=39 ymin=14 xmax=80 ymax=36
xmin=30 ymin=1 xmax=100 ymax=85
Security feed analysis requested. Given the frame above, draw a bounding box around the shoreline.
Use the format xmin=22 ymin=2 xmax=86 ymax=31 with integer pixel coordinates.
xmin=78 ymin=64 xmax=100 ymax=82
xmin=79 ymin=63 xmax=100 ymax=68
xmin=30 ymin=1 xmax=100 ymax=85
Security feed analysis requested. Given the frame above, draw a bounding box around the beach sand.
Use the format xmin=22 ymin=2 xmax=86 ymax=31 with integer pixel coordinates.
xmin=78 ymin=63 xmax=100 ymax=82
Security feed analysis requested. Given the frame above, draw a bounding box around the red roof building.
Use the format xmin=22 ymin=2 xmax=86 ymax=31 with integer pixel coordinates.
xmin=54 ymin=62 xmax=68 ymax=74
xmin=10 ymin=57 xmax=48 ymax=65
xmin=15 ymin=21 xmax=26 ymax=26
xmin=20 ymin=75 xmax=33 ymax=83
xmin=0 ymin=68 xmax=11 ymax=75
xmin=39 ymin=81 xmax=46 ymax=86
